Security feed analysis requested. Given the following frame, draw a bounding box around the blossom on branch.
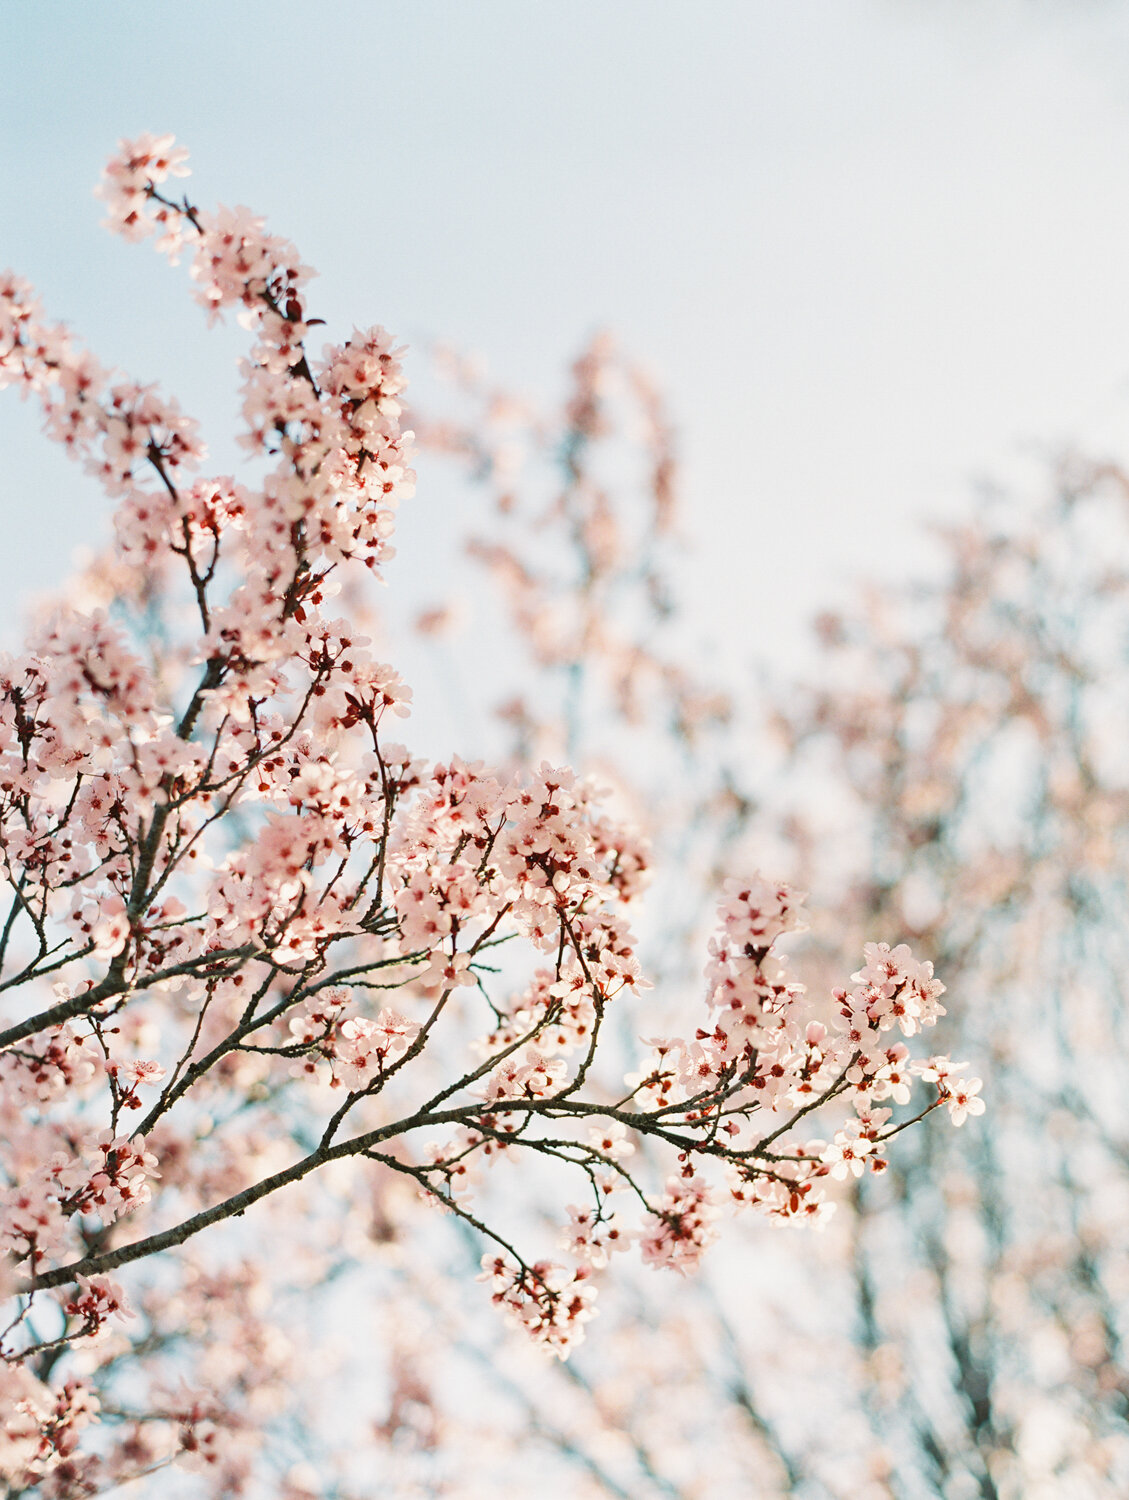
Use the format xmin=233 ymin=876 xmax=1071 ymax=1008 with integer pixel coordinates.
xmin=0 ymin=133 xmax=976 ymax=1488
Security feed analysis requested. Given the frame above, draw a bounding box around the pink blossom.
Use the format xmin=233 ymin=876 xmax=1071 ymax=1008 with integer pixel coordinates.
xmin=944 ymin=1076 xmax=985 ymax=1126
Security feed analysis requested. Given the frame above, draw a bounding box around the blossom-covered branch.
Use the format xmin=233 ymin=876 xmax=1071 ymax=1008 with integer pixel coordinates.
xmin=0 ymin=134 xmax=973 ymax=1493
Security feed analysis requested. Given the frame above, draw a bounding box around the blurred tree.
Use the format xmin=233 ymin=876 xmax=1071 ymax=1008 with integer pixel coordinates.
xmin=406 ymin=371 xmax=1129 ymax=1500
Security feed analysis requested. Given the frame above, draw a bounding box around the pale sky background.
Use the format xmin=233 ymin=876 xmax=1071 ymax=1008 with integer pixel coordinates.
xmin=4 ymin=0 xmax=1129 ymax=681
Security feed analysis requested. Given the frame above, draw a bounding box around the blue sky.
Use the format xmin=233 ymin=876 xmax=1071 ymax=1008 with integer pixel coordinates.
xmin=4 ymin=0 xmax=1129 ymax=671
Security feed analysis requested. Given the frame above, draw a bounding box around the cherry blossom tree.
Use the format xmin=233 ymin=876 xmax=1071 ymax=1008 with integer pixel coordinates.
xmin=0 ymin=137 xmax=968 ymax=1495
xmin=755 ymin=462 xmax=1129 ymax=1499
xmin=448 ymin=442 xmax=1129 ymax=1499
xmin=389 ymin=329 xmax=1129 ymax=1497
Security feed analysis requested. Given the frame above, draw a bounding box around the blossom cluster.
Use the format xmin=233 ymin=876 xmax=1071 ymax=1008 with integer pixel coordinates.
xmin=479 ymin=1254 xmax=599 ymax=1359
